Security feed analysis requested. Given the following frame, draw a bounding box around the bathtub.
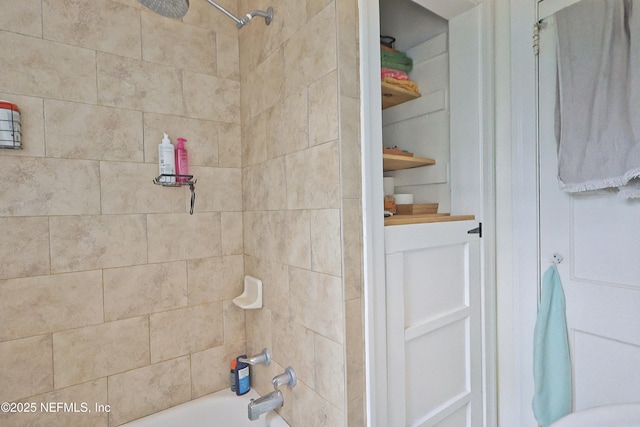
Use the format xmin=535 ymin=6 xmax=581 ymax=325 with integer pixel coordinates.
xmin=549 ymin=402 xmax=640 ymax=427
xmin=121 ymin=388 xmax=290 ymax=427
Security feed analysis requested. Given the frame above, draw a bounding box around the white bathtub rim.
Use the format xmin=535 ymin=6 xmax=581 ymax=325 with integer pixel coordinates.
xmin=549 ymin=402 xmax=640 ymax=427
xmin=120 ymin=387 xmax=290 ymax=427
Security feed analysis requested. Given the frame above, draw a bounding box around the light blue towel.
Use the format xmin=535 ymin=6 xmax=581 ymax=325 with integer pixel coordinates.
xmin=532 ymin=265 xmax=572 ymax=427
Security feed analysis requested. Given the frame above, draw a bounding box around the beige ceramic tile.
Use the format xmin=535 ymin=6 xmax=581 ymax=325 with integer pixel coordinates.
xmin=339 ymin=96 xmax=362 ymax=199
xmin=310 ymin=209 xmax=342 ymax=276
xmin=111 ymin=0 xmax=142 ymax=8
xmin=342 ymin=198 xmax=363 ymax=300
xmin=103 ymin=261 xmax=188 ymax=322
xmin=346 ymin=298 xmax=364 ymax=403
xmin=45 ymin=100 xmax=144 ymax=162
xmin=221 ymin=212 xmax=243 ymax=255
xmin=0 ymin=0 xmax=42 ymax=37
xmin=238 ymin=0 xmax=302 ymax=69
xmin=0 ymin=32 xmax=96 ymax=104
xmin=244 ymin=306 xmax=272 ymax=356
xmin=0 ymin=157 xmax=100 ymax=216
xmin=0 ymin=335 xmax=52 ymax=402
xmin=285 ymin=210 xmax=311 ymax=269
xmin=223 ymin=299 xmax=245 ymax=342
xmin=217 ymin=33 xmax=240 ymax=81
xmin=348 ymin=396 xmax=365 ymax=427
xmin=285 ymin=379 xmax=345 ymax=427
xmin=241 ymin=111 xmax=268 ymax=166
xmin=242 ymin=211 xmax=289 ymax=263
xmin=243 ymin=47 xmax=284 ymax=119
xmin=315 ymin=333 xmax=346 ymax=409
xmin=150 ymin=302 xmax=223 ymax=362
xmin=307 ymin=0 xmax=334 ymax=21
xmin=183 ymin=71 xmax=240 ymax=124
xmin=50 ymin=214 xmax=147 ymax=273
xmin=0 ymin=271 xmax=103 ymax=342
xmin=266 ymin=88 xmax=309 ymax=158
xmin=241 ymin=211 xmax=265 ymax=260
xmin=271 ymin=313 xmax=315 ymax=387
xmin=190 ymin=341 xmax=246 ymax=398
xmin=219 ymin=122 xmax=242 ymax=168
xmin=108 ymin=357 xmax=191 ymax=426
xmin=0 ymin=379 xmax=109 ymax=427
xmin=337 ymin=0 xmax=359 ymax=99
xmin=143 ymin=113 xmax=219 ymax=167
xmin=100 ymin=162 xmax=184 ymax=214
xmin=242 ymin=157 xmax=286 ymax=211
xmin=289 ymin=267 xmax=344 ymax=343
xmin=182 ymin=0 xmax=237 ymax=35
xmin=0 ymin=93 xmax=45 ymax=158
xmin=237 ymin=1 xmax=283 ymax=78
xmin=276 ymin=0 xmax=308 ymax=42
xmin=244 ymin=255 xmax=290 ymax=316
xmin=187 ymin=255 xmax=244 ymax=304
xmin=283 ymin=4 xmax=337 ymax=97
xmin=0 ymin=217 xmax=50 ymax=280
xmin=147 ymin=213 xmax=222 ymax=262
xmin=97 ymin=52 xmax=183 ymax=115
xmin=43 ymin=0 xmax=141 ymax=58
xmin=286 ymin=141 xmax=341 ymax=209
xmin=309 ymin=71 xmax=339 ymax=146
xmin=189 ymin=166 xmax=242 ymax=212
xmin=142 ymin=12 xmax=216 ymax=74
xmin=53 ymin=317 xmax=149 ymax=389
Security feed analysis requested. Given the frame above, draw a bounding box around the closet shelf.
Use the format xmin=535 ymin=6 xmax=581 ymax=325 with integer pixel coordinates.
xmin=384 ymin=214 xmax=475 ymax=226
xmin=381 ymin=81 xmax=421 ymax=109
xmin=383 ymin=153 xmax=435 ymax=171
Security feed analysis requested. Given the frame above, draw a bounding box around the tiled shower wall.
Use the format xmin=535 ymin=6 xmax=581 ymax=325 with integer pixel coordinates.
xmin=238 ymin=0 xmax=364 ymax=426
xmin=0 ymin=0 xmax=364 ymax=426
xmin=0 ymin=0 xmax=246 ymax=425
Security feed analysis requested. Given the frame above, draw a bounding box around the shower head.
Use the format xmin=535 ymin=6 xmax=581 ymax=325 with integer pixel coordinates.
xmin=138 ymin=0 xmax=273 ymax=28
xmin=138 ymin=0 xmax=189 ymax=19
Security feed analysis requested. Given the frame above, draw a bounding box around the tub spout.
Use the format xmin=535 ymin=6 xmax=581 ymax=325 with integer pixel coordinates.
xmin=248 ymin=390 xmax=283 ymax=421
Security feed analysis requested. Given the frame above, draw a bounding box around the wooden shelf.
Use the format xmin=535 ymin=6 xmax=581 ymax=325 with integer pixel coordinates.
xmin=381 ymin=81 xmax=420 ymax=109
xmin=384 ymin=214 xmax=475 ymax=226
xmin=383 ymin=153 xmax=435 ymax=171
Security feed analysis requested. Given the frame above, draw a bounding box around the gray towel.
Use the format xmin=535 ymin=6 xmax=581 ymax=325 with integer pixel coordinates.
xmin=556 ymin=0 xmax=640 ymax=198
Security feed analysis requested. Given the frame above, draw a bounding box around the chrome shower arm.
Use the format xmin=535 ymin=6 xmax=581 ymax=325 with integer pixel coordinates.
xmin=203 ymin=0 xmax=272 ymax=28
xmin=239 ymin=9 xmax=273 ymax=27
xmin=203 ymin=0 xmax=243 ymax=26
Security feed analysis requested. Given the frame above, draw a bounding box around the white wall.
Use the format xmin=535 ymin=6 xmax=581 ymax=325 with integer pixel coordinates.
xmin=379 ymin=0 xmax=447 ymax=51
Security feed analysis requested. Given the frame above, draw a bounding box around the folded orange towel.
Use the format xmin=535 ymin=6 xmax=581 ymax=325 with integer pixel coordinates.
xmin=382 ymin=77 xmax=420 ymax=94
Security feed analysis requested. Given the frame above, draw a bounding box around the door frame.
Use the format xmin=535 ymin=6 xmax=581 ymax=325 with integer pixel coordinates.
xmin=359 ymin=0 xmax=497 ymax=425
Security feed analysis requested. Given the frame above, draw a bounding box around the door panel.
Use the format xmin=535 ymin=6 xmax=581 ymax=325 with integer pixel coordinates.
xmin=538 ymin=14 xmax=640 ymax=411
xmin=385 ymin=221 xmax=482 ymax=426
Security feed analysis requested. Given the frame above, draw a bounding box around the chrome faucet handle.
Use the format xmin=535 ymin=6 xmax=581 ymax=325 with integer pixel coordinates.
xmin=272 ymin=366 xmax=297 ymax=390
xmin=238 ymin=348 xmax=271 ymax=366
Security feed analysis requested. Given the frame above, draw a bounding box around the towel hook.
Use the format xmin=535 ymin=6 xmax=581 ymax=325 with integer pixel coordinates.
xmin=550 ymin=252 xmax=564 ymax=264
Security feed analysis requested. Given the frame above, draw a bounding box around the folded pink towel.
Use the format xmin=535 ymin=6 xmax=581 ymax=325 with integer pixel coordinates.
xmin=381 ymin=67 xmax=409 ymax=80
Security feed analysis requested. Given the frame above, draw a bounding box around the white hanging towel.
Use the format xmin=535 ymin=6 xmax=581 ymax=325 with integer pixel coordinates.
xmin=555 ymin=0 xmax=640 ymax=198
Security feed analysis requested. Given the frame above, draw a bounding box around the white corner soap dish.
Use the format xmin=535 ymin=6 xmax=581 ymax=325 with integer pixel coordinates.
xmin=233 ymin=275 xmax=263 ymax=309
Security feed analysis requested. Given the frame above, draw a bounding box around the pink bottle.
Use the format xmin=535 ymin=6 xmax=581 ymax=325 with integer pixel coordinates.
xmin=175 ymin=137 xmax=189 ymax=182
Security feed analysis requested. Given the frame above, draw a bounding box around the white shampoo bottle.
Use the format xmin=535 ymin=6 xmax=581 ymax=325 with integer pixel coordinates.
xmin=158 ymin=132 xmax=176 ymax=183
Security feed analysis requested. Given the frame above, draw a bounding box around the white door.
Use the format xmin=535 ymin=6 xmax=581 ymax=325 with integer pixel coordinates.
xmin=538 ymin=10 xmax=640 ymax=410
xmin=385 ymin=220 xmax=483 ymax=426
